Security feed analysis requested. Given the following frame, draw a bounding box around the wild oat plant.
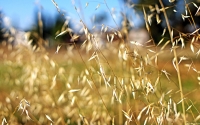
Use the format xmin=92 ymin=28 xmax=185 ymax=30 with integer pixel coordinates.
xmin=1 ymin=0 xmax=200 ymax=124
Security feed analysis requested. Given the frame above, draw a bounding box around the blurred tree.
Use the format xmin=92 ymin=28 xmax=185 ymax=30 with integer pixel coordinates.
xmin=120 ymin=0 xmax=200 ymax=44
xmin=0 ymin=10 xmax=4 ymax=41
xmin=28 ymin=6 xmax=77 ymax=48
xmin=93 ymin=11 xmax=108 ymax=25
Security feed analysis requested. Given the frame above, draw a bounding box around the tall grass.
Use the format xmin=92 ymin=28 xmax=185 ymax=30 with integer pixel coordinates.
xmin=1 ymin=0 xmax=200 ymax=124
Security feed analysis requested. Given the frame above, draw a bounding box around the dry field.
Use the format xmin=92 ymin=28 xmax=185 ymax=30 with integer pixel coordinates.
xmin=0 ymin=40 xmax=200 ymax=125
xmin=1 ymin=1 xmax=200 ymax=124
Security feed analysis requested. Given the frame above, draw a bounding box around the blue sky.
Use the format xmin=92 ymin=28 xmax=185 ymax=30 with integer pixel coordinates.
xmin=0 ymin=0 xmax=129 ymax=31
xmin=0 ymin=0 xmax=187 ymax=33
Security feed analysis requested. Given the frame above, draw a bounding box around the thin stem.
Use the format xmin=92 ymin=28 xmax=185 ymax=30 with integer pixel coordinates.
xmin=104 ymin=0 xmax=119 ymax=29
xmin=185 ymin=1 xmax=198 ymax=31
xmin=159 ymin=0 xmax=186 ymax=124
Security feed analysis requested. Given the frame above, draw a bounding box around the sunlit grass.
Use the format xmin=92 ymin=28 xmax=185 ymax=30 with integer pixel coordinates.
xmin=1 ymin=0 xmax=200 ymax=124
xmin=0 ymin=42 xmax=200 ymax=124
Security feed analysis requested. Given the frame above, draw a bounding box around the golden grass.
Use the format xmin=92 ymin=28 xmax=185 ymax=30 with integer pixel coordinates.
xmin=0 ymin=41 xmax=200 ymax=124
xmin=1 ymin=0 xmax=200 ymax=124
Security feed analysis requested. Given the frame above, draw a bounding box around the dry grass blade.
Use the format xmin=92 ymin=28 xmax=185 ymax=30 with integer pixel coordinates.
xmin=186 ymin=105 xmax=192 ymax=111
xmin=157 ymin=38 xmax=164 ymax=46
xmin=50 ymin=75 xmax=57 ymax=90
xmin=192 ymin=66 xmax=198 ymax=73
xmin=112 ymin=89 xmax=118 ymax=101
xmin=95 ymin=4 xmax=100 ymax=10
xmin=147 ymin=49 xmax=156 ymax=53
xmin=177 ymin=98 xmax=185 ymax=104
xmin=58 ymin=93 xmax=65 ymax=103
xmin=169 ymin=0 xmax=175 ymax=3
xmin=190 ymin=37 xmax=195 ymax=53
xmin=55 ymin=45 xmax=62 ymax=54
xmin=178 ymin=56 xmax=189 ymax=64
xmin=137 ymin=104 xmax=153 ymax=121
xmin=154 ymin=76 xmax=160 ymax=87
xmin=192 ymin=2 xmax=198 ymax=8
xmin=107 ymin=34 xmax=110 ymax=42
xmin=112 ymin=117 xmax=115 ymax=125
xmin=155 ymin=4 xmax=160 ymax=13
xmin=181 ymin=14 xmax=190 ymax=21
xmin=143 ymin=6 xmax=150 ymax=32
xmin=156 ymin=14 xmax=161 ymax=24
xmin=162 ymin=27 xmax=166 ymax=36
xmin=79 ymin=114 xmax=89 ymax=125
xmin=190 ymin=28 xmax=200 ymax=35
xmin=50 ymin=60 xmax=56 ymax=68
xmin=171 ymin=30 xmax=173 ymax=41
xmin=51 ymin=0 xmax=60 ymax=12
xmin=122 ymin=110 xmax=133 ymax=122
xmin=117 ymin=31 xmax=122 ymax=39
xmin=195 ymin=6 xmax=200 ymax=16
xmin=87 ymin=79 xmax=93 ymax=89
xmin=161 ymin=40 xmax=170 ymax=50
xmin=198 ymin=76 xmax=200 ymax=81
xmin=130 ymin=41 xmax=143 ymax=46
xmin=71 ymin=96 xmax=76 ymax=105
xmin=104 ymin=26 xmax=108 ymax=32
xmin=88 ymin=52 xmax=97 ymax=61
xmin=85 ymin=2 xmax=89 ymax=8
xmin=69 ymin=89 xmax=80 ymax=93
xmin=195 ymin=115 xmax=200 ymax=122
xmin=110 ymin=34 xmax=114 ymax=43
xmin=161 ymin=69 xmax=171 ymax=81
xmin=184 ymin=62 xmax=193 ymax=72
xmin=45 ymin=114 xmax=54 ymax=123
xmin=55 ymin=30 xmax=67 ymax=39
xmin=155 ymin=55 xmax=158 ymax=66
xmin=25 ymin=110 xmax=32 ymax=120
xmin=179 ymin=35 xmax=185 ymax=49
xmin=83 ymin=27 xmax=88 ymax=36
xmin=100 ymin=65 xmax=111 ymax=88
xmin=147 ymin=14 xmax=153 ymax=25
xmin=2 ymin=118 xmax=7 ymax=125
xmin=196 ymin=49 xmax=200 ymax=57
xmin=71 ymin=34 xmax=79 ymax=41
xmin=172 ymin=57 xmax=177 ymax=71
